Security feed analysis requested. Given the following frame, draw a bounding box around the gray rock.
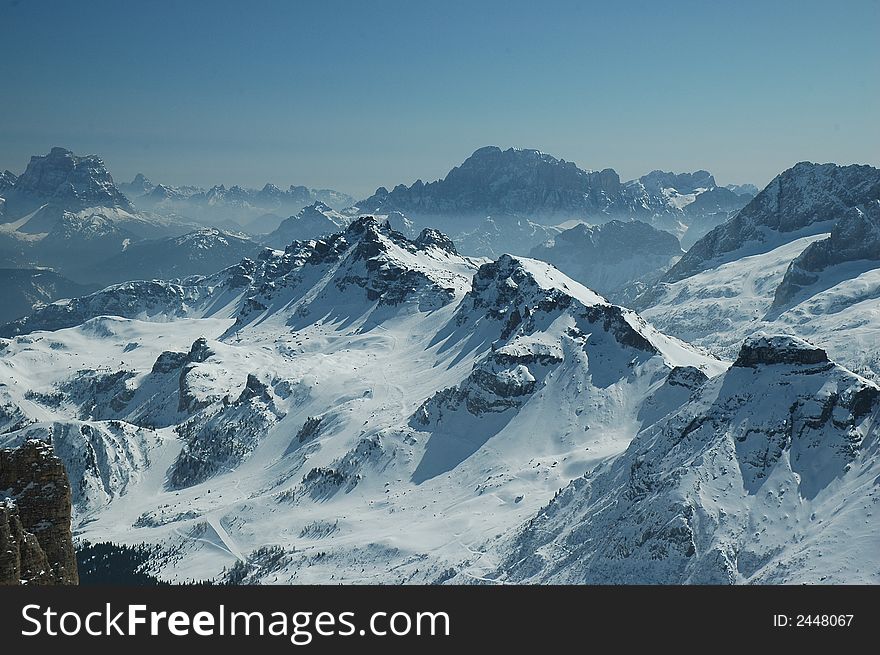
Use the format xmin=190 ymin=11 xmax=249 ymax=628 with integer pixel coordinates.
xmin=773 ymin=200 xmax=880 ymax=306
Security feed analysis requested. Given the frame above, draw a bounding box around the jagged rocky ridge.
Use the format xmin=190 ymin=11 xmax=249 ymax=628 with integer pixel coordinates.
xmin=0 ymin=216 xmax=478 ymax=338
xmin=358 ymin=146 xmax=624 ymax=220
xmin=355 ymin=147 xmax=754 ymax=250
xmin=408 ymin=253 xmax=721 ymax=483
xmin=635 ymin=164 xmax=880 ymax=379
xmin=125 ymin=175 xmax=355 ymax=231
xmin=2 ymin=206 xmax=876 ymax=584
xmin=0 ymin=216 xmax=729 ymax=583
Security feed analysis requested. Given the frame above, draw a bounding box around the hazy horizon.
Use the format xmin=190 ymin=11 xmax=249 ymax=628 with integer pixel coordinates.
xmin=2 ymin=0 xmax=878 ymax=198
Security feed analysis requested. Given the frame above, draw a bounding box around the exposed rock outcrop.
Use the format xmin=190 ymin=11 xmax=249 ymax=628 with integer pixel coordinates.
xmin=0 ymin=439 xmax=78 ymax=585
xmin=493 ymin=333 xmax=880 ymax=584
xmin=733 ymin=334 xmax=829 ymax=367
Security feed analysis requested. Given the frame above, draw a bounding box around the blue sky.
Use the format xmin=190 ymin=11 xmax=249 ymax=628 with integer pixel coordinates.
xmin=1 ymin=0 xmax=877 ymax=198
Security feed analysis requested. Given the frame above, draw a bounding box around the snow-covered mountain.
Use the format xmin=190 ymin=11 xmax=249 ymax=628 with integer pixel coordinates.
xmin=262 ymin=201 xmax=350 ymax=248
xmin=489 ymin=335 xmax=880 ymax=584
xmin=0 ymin=149 xmax=250 ymax=289
xmin=772 ymin=199 xmax=880 ymax=308
xmin=665 ymin=162 xmax=880 ymax=283
xmin=2 ymin=148 xmax=877 ymax=586
xmin=529 ymin=220 xmax=683 ymax=302
xmin=619 ymin=170 xmax=750 ymax=245
xmin=637 ymin=163 xmax=880 ymax=378
xmin=0 ymin=147 xmax=132 ymax=220
xmin=0 ymin=217 xmax=727 ymax=583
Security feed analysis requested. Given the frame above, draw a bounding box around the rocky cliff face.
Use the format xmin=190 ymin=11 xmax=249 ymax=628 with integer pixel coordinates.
xmin=666 ymin=162 xmax=880 ymax=282
xmin=0 ymin=439 xmax=78 ymax=585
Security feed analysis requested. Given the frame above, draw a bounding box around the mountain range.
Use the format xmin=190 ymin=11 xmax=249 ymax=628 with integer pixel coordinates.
xmin=1 ymin=146 xmax=878 ymax=585
xmin=121 ymin=173 xmax=355 ymax=233
xmin=356 ymin=146 xmax=756 ymax=250
xmin=0 ymin=145 xmax=756 ymax=322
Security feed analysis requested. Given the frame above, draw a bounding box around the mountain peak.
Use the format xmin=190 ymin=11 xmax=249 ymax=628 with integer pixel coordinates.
xmin=262 ymin=201 xmax=349 ymax=249
xmin=471 ymin=253 xmax=608 ymax=318
xmin=358 ymin=145 xmax=619 ymax=218
xmin=639 ymin=169 xmax=717 ymax=193
xmin=119 ymin=172 xmax=154 ymax=198
xmin=6 ymin=147 xmax=131 ymax=215
xmin=414 ymin=227 xmax=458 ymax=255
xmin=47 ymin=146 xmax=74 ymax=157
xmin=306 ymin=199 xmax=333 ymax=212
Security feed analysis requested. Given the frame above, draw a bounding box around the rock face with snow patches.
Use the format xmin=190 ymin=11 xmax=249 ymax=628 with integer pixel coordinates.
xmin=1 ymin=147 xmax=132 ymax=219
xmin=665 ymin=162 xmax=880 ymax=282
xmin=773 ymin=199 xmax=880 ymax=307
